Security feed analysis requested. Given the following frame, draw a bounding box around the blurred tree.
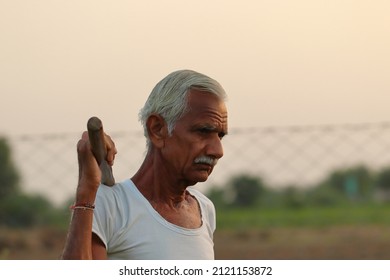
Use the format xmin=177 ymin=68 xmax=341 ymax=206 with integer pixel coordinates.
xmin=282 ymin=186 xmax=306 ymax=208
xmin=207 ymin=187 xmax=228 ymax=209
xmin=375 ymin=167 xmax=390 ymax=190
xmin=0 ymin=137 xmax=69 ymax=228
xmin=373 ymin=167 xmax=390 ymax=202
xmin=0 ymin=137 xmax=20 ymax=199
xmin=315 ymin=165 xmax=374 ymax=201
xmin=228 ymin=174 xmax=264 ymax=207
xmin=306 ymin=184 xmax=346 ymax=206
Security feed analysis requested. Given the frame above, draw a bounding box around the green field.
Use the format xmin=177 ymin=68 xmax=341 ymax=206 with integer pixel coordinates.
xmin=216 ymin=203 xmax=390 ymax=229
xmin=214 ymin=204 xmax=390 ymax=259
xmin=2 ymin=204 xmax=390 ymax=259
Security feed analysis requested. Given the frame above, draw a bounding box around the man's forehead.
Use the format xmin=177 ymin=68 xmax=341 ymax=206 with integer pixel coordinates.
xmin=187 ymin=89 xmax=227 ymax=112
xmin=184 ymin=90 xmax=228 ymax=131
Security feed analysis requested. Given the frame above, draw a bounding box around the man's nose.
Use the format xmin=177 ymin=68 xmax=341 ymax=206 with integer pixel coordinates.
xmin=206 ymin=135 xmax=224 ymax=159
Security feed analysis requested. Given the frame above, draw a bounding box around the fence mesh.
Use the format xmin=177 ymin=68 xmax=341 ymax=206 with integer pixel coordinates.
xmin=8 ymin=122 xmax=390 ymax=206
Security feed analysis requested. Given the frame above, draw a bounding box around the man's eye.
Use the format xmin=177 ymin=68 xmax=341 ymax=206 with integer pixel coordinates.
xmin=199 ymin=128 xmax=211 ymax=133
xmin=197 ymin=128 xmax=226 ymax=139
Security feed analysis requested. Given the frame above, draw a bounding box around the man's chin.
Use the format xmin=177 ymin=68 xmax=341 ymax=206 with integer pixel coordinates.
xmin=196 ymin=171 xmax=213 ymax=183
xmin=187 ymin=172 xmax=211 ymax=186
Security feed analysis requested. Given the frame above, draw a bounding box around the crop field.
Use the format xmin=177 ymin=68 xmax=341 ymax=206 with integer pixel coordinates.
xmin=2 ymin=205 xmax=390 ymax=260
xmin=214 ymin=225 xmax=390 ymax=259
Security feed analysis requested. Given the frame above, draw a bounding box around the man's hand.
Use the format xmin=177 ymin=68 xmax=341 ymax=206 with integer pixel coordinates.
xmin=76 ymin=131 xmax=117 ymax=202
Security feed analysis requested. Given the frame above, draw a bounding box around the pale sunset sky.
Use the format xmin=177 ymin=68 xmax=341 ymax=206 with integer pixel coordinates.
xmin=1 ymin=0 xmax=389 ymax=136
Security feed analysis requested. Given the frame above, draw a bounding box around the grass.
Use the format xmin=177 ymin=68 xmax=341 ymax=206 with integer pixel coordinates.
xmin=216 ymin=203 xmax=390 ymax=229
xmin=2 ymin=204 xmax=390 ymax=259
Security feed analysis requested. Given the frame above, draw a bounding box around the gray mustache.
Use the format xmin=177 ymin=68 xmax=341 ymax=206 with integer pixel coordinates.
xmin=194 ymin=156 xmax=218 ymax=166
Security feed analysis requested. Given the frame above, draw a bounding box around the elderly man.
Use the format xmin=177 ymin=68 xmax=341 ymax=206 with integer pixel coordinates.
xmin=61 ymin=69 xmax=228 ymax=259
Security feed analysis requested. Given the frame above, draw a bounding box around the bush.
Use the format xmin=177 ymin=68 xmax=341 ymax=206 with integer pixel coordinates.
xmin=0 ymin=194 xmax=69 ymax=228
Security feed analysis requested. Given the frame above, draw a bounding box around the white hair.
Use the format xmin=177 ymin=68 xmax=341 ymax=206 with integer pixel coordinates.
xmin=139 ymin=69 xmax=227 ymax=149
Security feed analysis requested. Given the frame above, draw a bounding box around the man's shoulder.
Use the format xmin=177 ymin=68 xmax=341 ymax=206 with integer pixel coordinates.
xmin=188 ymin=187 xmax=210 ymax=199
xmin=187 ymin=187 xmax=215 ymax=210
xmin=188 ymin=187 xmax=216 ymax=232
xmin=96 ymin=179 xmax=136 ymax=204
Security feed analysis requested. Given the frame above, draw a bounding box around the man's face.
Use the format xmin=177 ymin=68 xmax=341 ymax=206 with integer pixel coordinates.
xmin=162 ymin=89 xmax=228 ymax=186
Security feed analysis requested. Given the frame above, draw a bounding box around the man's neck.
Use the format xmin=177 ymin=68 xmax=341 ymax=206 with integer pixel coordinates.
xmin=131 ymin=153 xmax=189 ymax=207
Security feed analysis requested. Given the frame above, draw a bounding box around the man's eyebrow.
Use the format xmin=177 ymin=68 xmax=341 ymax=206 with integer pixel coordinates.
xmin=197 ymin=124 xmax=228 ymax=136
xmin=199 ymin=124 xmax=217 ymax=130
xmin=195 ymin=124 xmax=219 ymax=131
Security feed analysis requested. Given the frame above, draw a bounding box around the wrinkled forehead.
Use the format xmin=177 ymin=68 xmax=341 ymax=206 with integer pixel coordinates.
xmin=186 ymin=89 xmax=227 ymax=112
xmin=183 ymin=89 xmax=228 ymax=128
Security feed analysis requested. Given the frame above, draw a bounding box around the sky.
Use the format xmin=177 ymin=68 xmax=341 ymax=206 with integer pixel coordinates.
xmin=1 ymin=0 xmax=390 ymax=137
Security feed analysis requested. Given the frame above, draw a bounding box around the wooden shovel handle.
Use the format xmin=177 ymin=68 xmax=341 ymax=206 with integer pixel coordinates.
xmin=87 ymin=116 xmax=115 ymax=186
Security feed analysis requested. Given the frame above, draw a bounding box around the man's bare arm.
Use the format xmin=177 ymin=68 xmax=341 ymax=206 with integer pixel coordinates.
xmin=61 ymin=204 xmax=97 ymax=259
xmin=61 ymin=131 xmax=116 ymax=259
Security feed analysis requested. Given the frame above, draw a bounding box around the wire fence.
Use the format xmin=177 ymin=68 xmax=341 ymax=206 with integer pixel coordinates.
xmin=8 ymin=121 xmax=390 ymax=206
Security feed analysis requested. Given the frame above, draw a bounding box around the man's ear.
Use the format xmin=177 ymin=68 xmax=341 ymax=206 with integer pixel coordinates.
xmin=146 ymin=114 xmax=168 ymax=148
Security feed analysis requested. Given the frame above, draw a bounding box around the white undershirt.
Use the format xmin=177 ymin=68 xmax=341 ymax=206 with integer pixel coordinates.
xmin=92 ymin=179 xmax=216 ymax=259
